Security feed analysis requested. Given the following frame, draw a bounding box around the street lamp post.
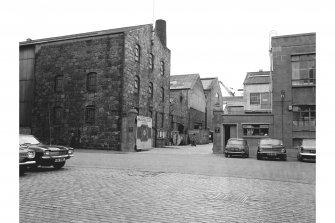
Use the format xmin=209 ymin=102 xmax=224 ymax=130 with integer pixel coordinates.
xmin=280 ymin=90 xmax=285 ymax=144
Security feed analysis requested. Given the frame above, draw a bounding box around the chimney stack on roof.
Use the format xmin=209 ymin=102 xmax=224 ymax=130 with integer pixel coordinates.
xmin=155 ymin=19 xmax=166 ymax=47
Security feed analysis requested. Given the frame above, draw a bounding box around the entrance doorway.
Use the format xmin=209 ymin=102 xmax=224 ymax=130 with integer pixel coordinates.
xmin=224 ymin=124 xmax=237 ymax=146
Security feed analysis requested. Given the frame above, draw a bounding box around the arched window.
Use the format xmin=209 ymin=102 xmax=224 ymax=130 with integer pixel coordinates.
xmin=149 ymin=82 xmax=153 ymax=98
xmin=135 ymin=44 xmax=140 ymax=62
xmin=161 ymin=87 xmax=164 ymax=102
xmin=54 ymin=75 xmax=64 ymax=92
xmin=149 ymin=54 xmax=154 ymax=70
xmin=134 ymin=76 xmax=140 ymax=94
xmin=85 ymin=105 xmax=95 ymax=123
xmin=160 ymin=61 xmax=165 ymax=76
xmin=87 ymin=72 xmax=97 ymax=92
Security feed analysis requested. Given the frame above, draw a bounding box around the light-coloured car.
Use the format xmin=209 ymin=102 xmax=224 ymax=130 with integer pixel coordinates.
xmin=257 ymin=138 xmax=286 ymax=161
xmin=297 ymin=139 xmax=316 ymax=161
xmin=224 ymin=138 xmax=249 ymax=158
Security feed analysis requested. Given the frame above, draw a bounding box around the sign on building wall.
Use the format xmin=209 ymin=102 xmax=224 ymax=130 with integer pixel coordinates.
xmin=136 ymin=116 xmax=152 ymax=150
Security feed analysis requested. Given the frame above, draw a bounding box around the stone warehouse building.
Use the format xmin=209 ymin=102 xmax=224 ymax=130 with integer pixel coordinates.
xmin=19 ymin=20 xmax=171 ymax=151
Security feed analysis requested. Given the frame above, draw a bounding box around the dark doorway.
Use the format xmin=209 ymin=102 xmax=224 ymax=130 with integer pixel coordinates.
xmin=224 ymin=124 xmax=237 ymax=146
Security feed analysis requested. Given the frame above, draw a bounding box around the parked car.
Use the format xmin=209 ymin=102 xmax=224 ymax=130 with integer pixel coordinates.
xmin=224 ymin=138 xmax=249 ymax=158
xmin=297 ymin=139 xmax=316 ymax=161
xmin=19 ymin=146 xmax=36 ymax=175
xmin=257 ymin=138 xmax=286 ymax=161
xmin=19 ymin=134 xmax=74 ymax=169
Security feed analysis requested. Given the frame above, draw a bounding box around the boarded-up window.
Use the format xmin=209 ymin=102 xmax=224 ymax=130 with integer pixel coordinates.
xmin=135 ymin=44 xmax=140 ymax=62
xmin=54 ymin=107 xmax=62 ymax=124
xmin=86 ymin=106 xmax=95 ymax=123
xmin=87 ymin=73 xmax=97 ymax=92
xmin=55 ymin=75 xmax=64 ymax=92
xmin=160 ymin=61 xmax=165 ymax=76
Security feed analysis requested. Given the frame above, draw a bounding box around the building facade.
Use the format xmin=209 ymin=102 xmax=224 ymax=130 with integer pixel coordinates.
xmin=271 ymin=32 xmax=316 ymax=150
xmin=201 ymin=77 xmax=223 ymax=131
xmin=19 ymin=20 xmax=171 ymax=151
xmin=213 ymin=32 xmax=316 ymax=156
xmin=170 ymin=74 xmax=208 ymax=144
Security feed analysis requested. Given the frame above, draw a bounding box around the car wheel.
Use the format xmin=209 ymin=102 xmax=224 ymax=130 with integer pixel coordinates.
xmin=242 ymin=154 xmax=246 ymax=159
xmin=257 ymin=154 xmax=262 ymax=160
xmin=19 ymin=166 xmax=26 ymax=175
xmin=53 ymin=161 xmax=66 ymax=169
xmin=281 ymin=155 xmax=287 ymax=161
xmin=225 ymin=153 xmax=228 ymax=158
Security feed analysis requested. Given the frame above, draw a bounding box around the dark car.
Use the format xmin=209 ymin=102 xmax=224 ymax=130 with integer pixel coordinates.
xmin=297 ymin=139 xmax=316 ymax=162
xmin=19 ymin=146 xmax=36 ymax=175
xmin=19 ymin=134 xmax=74 ymax=169
xmin=257 ymin=138 xmax=286 ymax=161
xmin=224 ymin=138 xmax=249 ymax=158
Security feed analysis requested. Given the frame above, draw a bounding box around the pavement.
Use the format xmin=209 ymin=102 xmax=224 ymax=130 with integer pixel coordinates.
xmin=20 ymin=143 xmax=316 ymax=223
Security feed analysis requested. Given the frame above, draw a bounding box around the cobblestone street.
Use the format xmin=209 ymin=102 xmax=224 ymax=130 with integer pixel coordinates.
xmin=20 ymin=144 xmax=316 ymax=223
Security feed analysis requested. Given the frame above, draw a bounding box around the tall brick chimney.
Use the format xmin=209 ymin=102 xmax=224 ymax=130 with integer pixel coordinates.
xmin=155 ymin=19 xmax=166 ymax=47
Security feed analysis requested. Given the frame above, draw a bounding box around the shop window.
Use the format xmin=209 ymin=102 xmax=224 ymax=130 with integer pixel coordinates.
xmin=292 ymin=105 xmax=316 ymax=127
xmin=243 ymin=124 xmax=269 ymax=136
xmin=87 ymin=72 xmax=97 ymax=92
xmin=291 ymin=54 xmax=316 ymax=86
xmin=194 ymin=123 xmax=202 ymax=130
xmin=85 ymin=105 xmax=95 ymax=123
xmin=135 ymin=44 xmax=140 ymax=62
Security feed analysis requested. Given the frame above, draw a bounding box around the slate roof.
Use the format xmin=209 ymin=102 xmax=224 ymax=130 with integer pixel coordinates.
xmin=200 ymin=78 xmax=217 ymax=91
xmin=20 ymin=24 xmax=151 ymax=46
xmin=170 ymin=74 xmax=200 ymax=90
xmin=243 ymin=71 xmax=270 ymax=85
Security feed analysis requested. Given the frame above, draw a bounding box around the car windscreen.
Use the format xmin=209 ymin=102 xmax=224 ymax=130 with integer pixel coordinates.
xmin=260 ymin=139 xmax=282 ymax=146
xmin=227 ymin=140 xmax=244 ymax=146
xmin=302 ymin=139 xmax=315 ymax=147
xmin=20 ymin=135 xmax=40 ymax=145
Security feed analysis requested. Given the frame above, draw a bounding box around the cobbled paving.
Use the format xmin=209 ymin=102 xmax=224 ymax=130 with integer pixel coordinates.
xmin=20 ymin=167 xmax=315 ymax=223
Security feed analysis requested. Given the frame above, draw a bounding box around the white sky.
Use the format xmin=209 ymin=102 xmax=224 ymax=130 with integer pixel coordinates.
xmin=7 ymin=0 xmax=331 ymax=90
xmin=1 ymin=0 xmax=335 ymax=221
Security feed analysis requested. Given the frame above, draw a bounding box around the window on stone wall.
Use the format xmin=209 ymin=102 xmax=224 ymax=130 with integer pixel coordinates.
xmin=54 ymin=107 xmax=62 ymax=124
xmin=161 ymin=87 xmax=164 ymax=102
xmin=161 ymin=113 xmax=164 ymax=128
xmin=243 ymin=124 xmax=269 ymax=136
xmin=291 ymin=54 xmax=316 ymax=86
xmin=135 ymin=44 xmax=140 ymax=62
xmin=292 ymin=105 xmax=316 ymax=127
xmin=55 ymin=75 xmax=64 ymax=92
xmin=87 ymin=72 xmax=97 ymax=92
xmin=134 ymin=76 xmax=140 ymax=94
xmin=149 ymin=54 xmax=154 ymax=70
xmin=85 ymin=105 xmax=95 ymax=123
xmin=160 ymin=61 xmax=165 ymax=76
xmin=149 ymin=82 xmax=153 ymax=98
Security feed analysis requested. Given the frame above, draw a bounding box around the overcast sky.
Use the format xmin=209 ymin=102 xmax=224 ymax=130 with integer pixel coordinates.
xmin=8 ymin=0 xmax=331 ymax=92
